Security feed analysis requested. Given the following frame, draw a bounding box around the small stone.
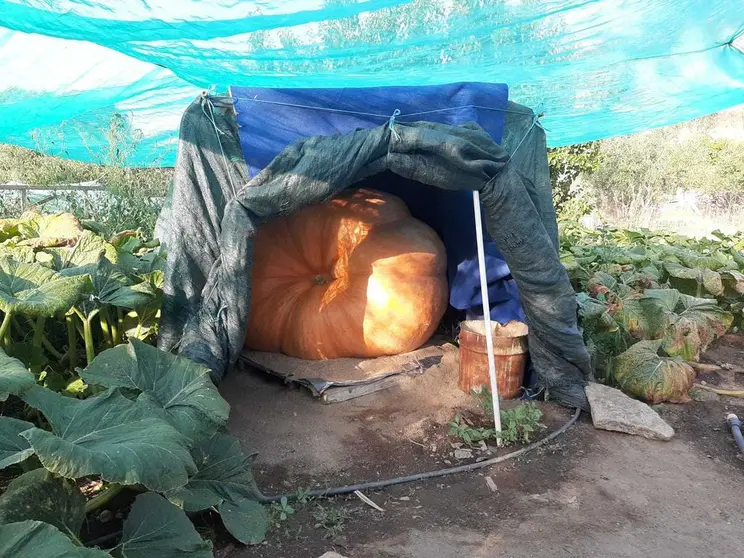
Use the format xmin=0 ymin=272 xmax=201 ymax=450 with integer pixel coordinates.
xmin=585 ymin=383 xmax=675 ymax=441
xmin=454 ymin=448 xmax=473 ymax=459
xmin=443 ymin=459 xmax=452 ymax=465
xmin=97 ymin=510 xmax=113 ymax=523
xmin=399 ymin=496 xmax=410 ymax=501
xmin=318 ymin=553 xmax=349 ymax=558
xmin=115 ymin=512 xmax=124 ymax=520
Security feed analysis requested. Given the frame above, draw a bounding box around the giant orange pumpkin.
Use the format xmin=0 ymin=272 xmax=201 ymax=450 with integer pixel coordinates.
xmin=245 ymin=188 xmax=448 ymax=359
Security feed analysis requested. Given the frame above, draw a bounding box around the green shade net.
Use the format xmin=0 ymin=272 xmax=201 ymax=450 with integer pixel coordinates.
xmin=0 ymin=0 xmax=742 ymax=166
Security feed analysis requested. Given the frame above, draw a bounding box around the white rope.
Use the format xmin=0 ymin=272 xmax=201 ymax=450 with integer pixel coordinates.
xmin=201 ymin=96 xmax=238 ymax=198
xmin=236 ymin=96 xmax=538 ymax=121
xmin=388 ymin=108 xmax=401 ymax=142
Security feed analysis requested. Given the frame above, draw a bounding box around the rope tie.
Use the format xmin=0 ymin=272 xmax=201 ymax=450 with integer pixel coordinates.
xmin=201 ymin=95 xmax=238 ymax=198
xmin=388 ymin=108 xmax=401 ymax=142
xmin=235 ymin=96 xmax=537 ymax=120
xmin=505 ymin=112 xmax=541 ymax=166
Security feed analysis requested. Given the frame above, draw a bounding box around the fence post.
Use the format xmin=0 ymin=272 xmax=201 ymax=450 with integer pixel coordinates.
xmin=20 ymin=188 xmax=27 ymax=210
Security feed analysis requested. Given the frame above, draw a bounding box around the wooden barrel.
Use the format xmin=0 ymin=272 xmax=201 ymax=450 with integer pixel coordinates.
xmin=458 ymin=320 xmax=528 ymax=398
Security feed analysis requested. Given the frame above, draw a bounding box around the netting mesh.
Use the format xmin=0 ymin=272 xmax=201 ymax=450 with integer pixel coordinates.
xmin=1 ymin=1 xmax=742 ymax=165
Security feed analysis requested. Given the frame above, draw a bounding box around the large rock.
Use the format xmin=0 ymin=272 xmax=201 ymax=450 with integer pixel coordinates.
xmin=585 ymin=383 xmax=675 ymax=441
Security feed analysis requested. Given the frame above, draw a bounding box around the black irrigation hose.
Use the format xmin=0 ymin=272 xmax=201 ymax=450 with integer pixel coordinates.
xmin=85 ymin=408 xmax=581 ymax=548
xmin=726 ymin=413 xmax=744 ymax=454
xmin=257 ymin=407 xmax=582 ymax=503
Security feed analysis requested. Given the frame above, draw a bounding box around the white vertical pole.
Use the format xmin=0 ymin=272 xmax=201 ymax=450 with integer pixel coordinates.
xmin=472 ymin=190 xmax=502 ymax=437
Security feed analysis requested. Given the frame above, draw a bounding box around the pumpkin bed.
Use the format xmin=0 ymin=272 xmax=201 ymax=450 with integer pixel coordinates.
xmin=245 ymin=188 xmax=448 ymax=360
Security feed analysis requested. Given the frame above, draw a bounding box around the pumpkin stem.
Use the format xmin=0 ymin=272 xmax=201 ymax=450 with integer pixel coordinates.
xmin=314 ymin=274 xmax=328 ymax=286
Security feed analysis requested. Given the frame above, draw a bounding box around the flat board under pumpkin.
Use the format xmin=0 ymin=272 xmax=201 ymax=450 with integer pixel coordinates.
xmin=245 ymin=188 xmax=448 ymax=360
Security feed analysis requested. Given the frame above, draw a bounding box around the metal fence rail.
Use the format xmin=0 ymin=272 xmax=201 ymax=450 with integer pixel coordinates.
xmin=0 ymin=181 xmax=106 ymax=210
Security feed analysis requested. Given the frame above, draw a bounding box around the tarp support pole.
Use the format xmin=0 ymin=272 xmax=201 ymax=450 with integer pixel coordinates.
xmin=472 ymin=190 xmax=502 ymax=437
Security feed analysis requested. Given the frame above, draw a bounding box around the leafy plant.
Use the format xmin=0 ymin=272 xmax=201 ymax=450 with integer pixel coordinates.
xmin=448 ymin=413 xmax=497 ymax=445
xmin=269 ymin=497 xmax=295 ymax=529
xmin=499 ymin=402 xmax=543 ymax=444
xmin=562 ymin=220 xmax=743 ymax=401
xmin=0 ymin=211 xmax=164 ymax=376
xmin=0 ymin=343 xmax=268 ymax=554
xmin=610 ymin=340 xmax=696 ymax=404
xmin=312 ymin=503 xmax=350 ymax=540
xmin=450 ymin=395 xmax=544 ymax=446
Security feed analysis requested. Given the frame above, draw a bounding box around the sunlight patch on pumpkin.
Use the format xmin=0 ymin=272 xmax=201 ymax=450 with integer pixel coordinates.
xmin=365 ymin=276 xmax=391 ymax=308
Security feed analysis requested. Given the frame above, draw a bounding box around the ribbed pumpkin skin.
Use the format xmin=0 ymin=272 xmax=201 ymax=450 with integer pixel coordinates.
xmin=245 ymin=188 xmax=448 ymax=359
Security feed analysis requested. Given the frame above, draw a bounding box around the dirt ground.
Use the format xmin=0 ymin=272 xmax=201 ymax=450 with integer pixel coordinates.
xmin=218 ymin=336 xmax=744 ymax=558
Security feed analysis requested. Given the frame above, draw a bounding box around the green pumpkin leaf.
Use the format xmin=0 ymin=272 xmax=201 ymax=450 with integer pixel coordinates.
xmin=560 ymin=253 xmax=580 ymax=271
xmin=0 ymin=258 xmax=90 ymax=317
xmin=613 ymin=295 xmax=647 ymax=338
xmin=626 ymin=290 xmax=732 ymax=361
xmin=6 ymin=466 xmax=47 ymax=491
xmin=166 ymin=432 xmax=267 ymax=544
xmin=17 ymin=213 xmax=83 ymax=249
xmin=0 ymin=521 xmax=109 ymax=558
xmin=678 ymin=250 xmax=726 ymax=271
xmin=665 ymin=261 xmax=724 ymax=296
xmin=0 ymin=470 xmax=86 ymax=541
xmin=577 ymin=293 xmax=617 ymax=333
xmin=116 ymin=250 xmax=166 ymax=277
xmin=20 ymin=386 xmax=196 ymax=491
xmin=111 ymin=493 xmax=213 ymax=558
xmin=61 ymin=261 xmax=153 ymax=309
xmin=81 ymin=220 xmax=107 ymax=236
xmin=110 ymin=232 xmax=142 ymax=251
xmin=675 ymin=294 xmax=733 ymax=354
xmin=721 ymin=269 xmax=744 ymax=297
xmin=660 ymin=315 xmax=702 ymax=362
xmin=0 ymin=348 xmax=35 ymax=402
xmin=0 ymin=219 xmax=20 ymax=242
xmin=701 ymin=269 xmax=724 ymax=296
xmin=167 ymin=432 xmax=261 ymax=512
xmin=0 ymin=244 xmax=36 ymax=263
xmin=81 ymin=340 xmax=229 ymax=442
xmin=611 ymin=340 xmax=695 ymax=404
xmin=729 ymin=247 xmax=744 ymax=269
xmin=587 ymin=271 xmax=618 ymax=296
xmin=218 ymin=497 xmax=269 ymax=545
xmin=0 ymin=416 xmax=35 ymax=469
xmin=40 ymin=230 xmax=118 ymax=271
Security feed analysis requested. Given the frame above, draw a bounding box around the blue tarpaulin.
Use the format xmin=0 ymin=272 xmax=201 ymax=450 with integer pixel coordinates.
xmin=0 ymin=1 xmax=742 ymax=165
xmin=231 ymin=83 xmax=524 ymax=323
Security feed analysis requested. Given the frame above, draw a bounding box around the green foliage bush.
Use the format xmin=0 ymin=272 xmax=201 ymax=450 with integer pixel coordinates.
xmin=0 ymin=212 xmax=268 ymax=555
xmin=553 ymin=116 xmax=744 ymax=224
xmin=562 ymin=222 xmax=744 ymax=402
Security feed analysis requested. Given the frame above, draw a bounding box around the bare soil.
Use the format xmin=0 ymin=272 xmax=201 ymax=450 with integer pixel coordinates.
xmin=215 ymin=335 xmax=744 ymax=558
